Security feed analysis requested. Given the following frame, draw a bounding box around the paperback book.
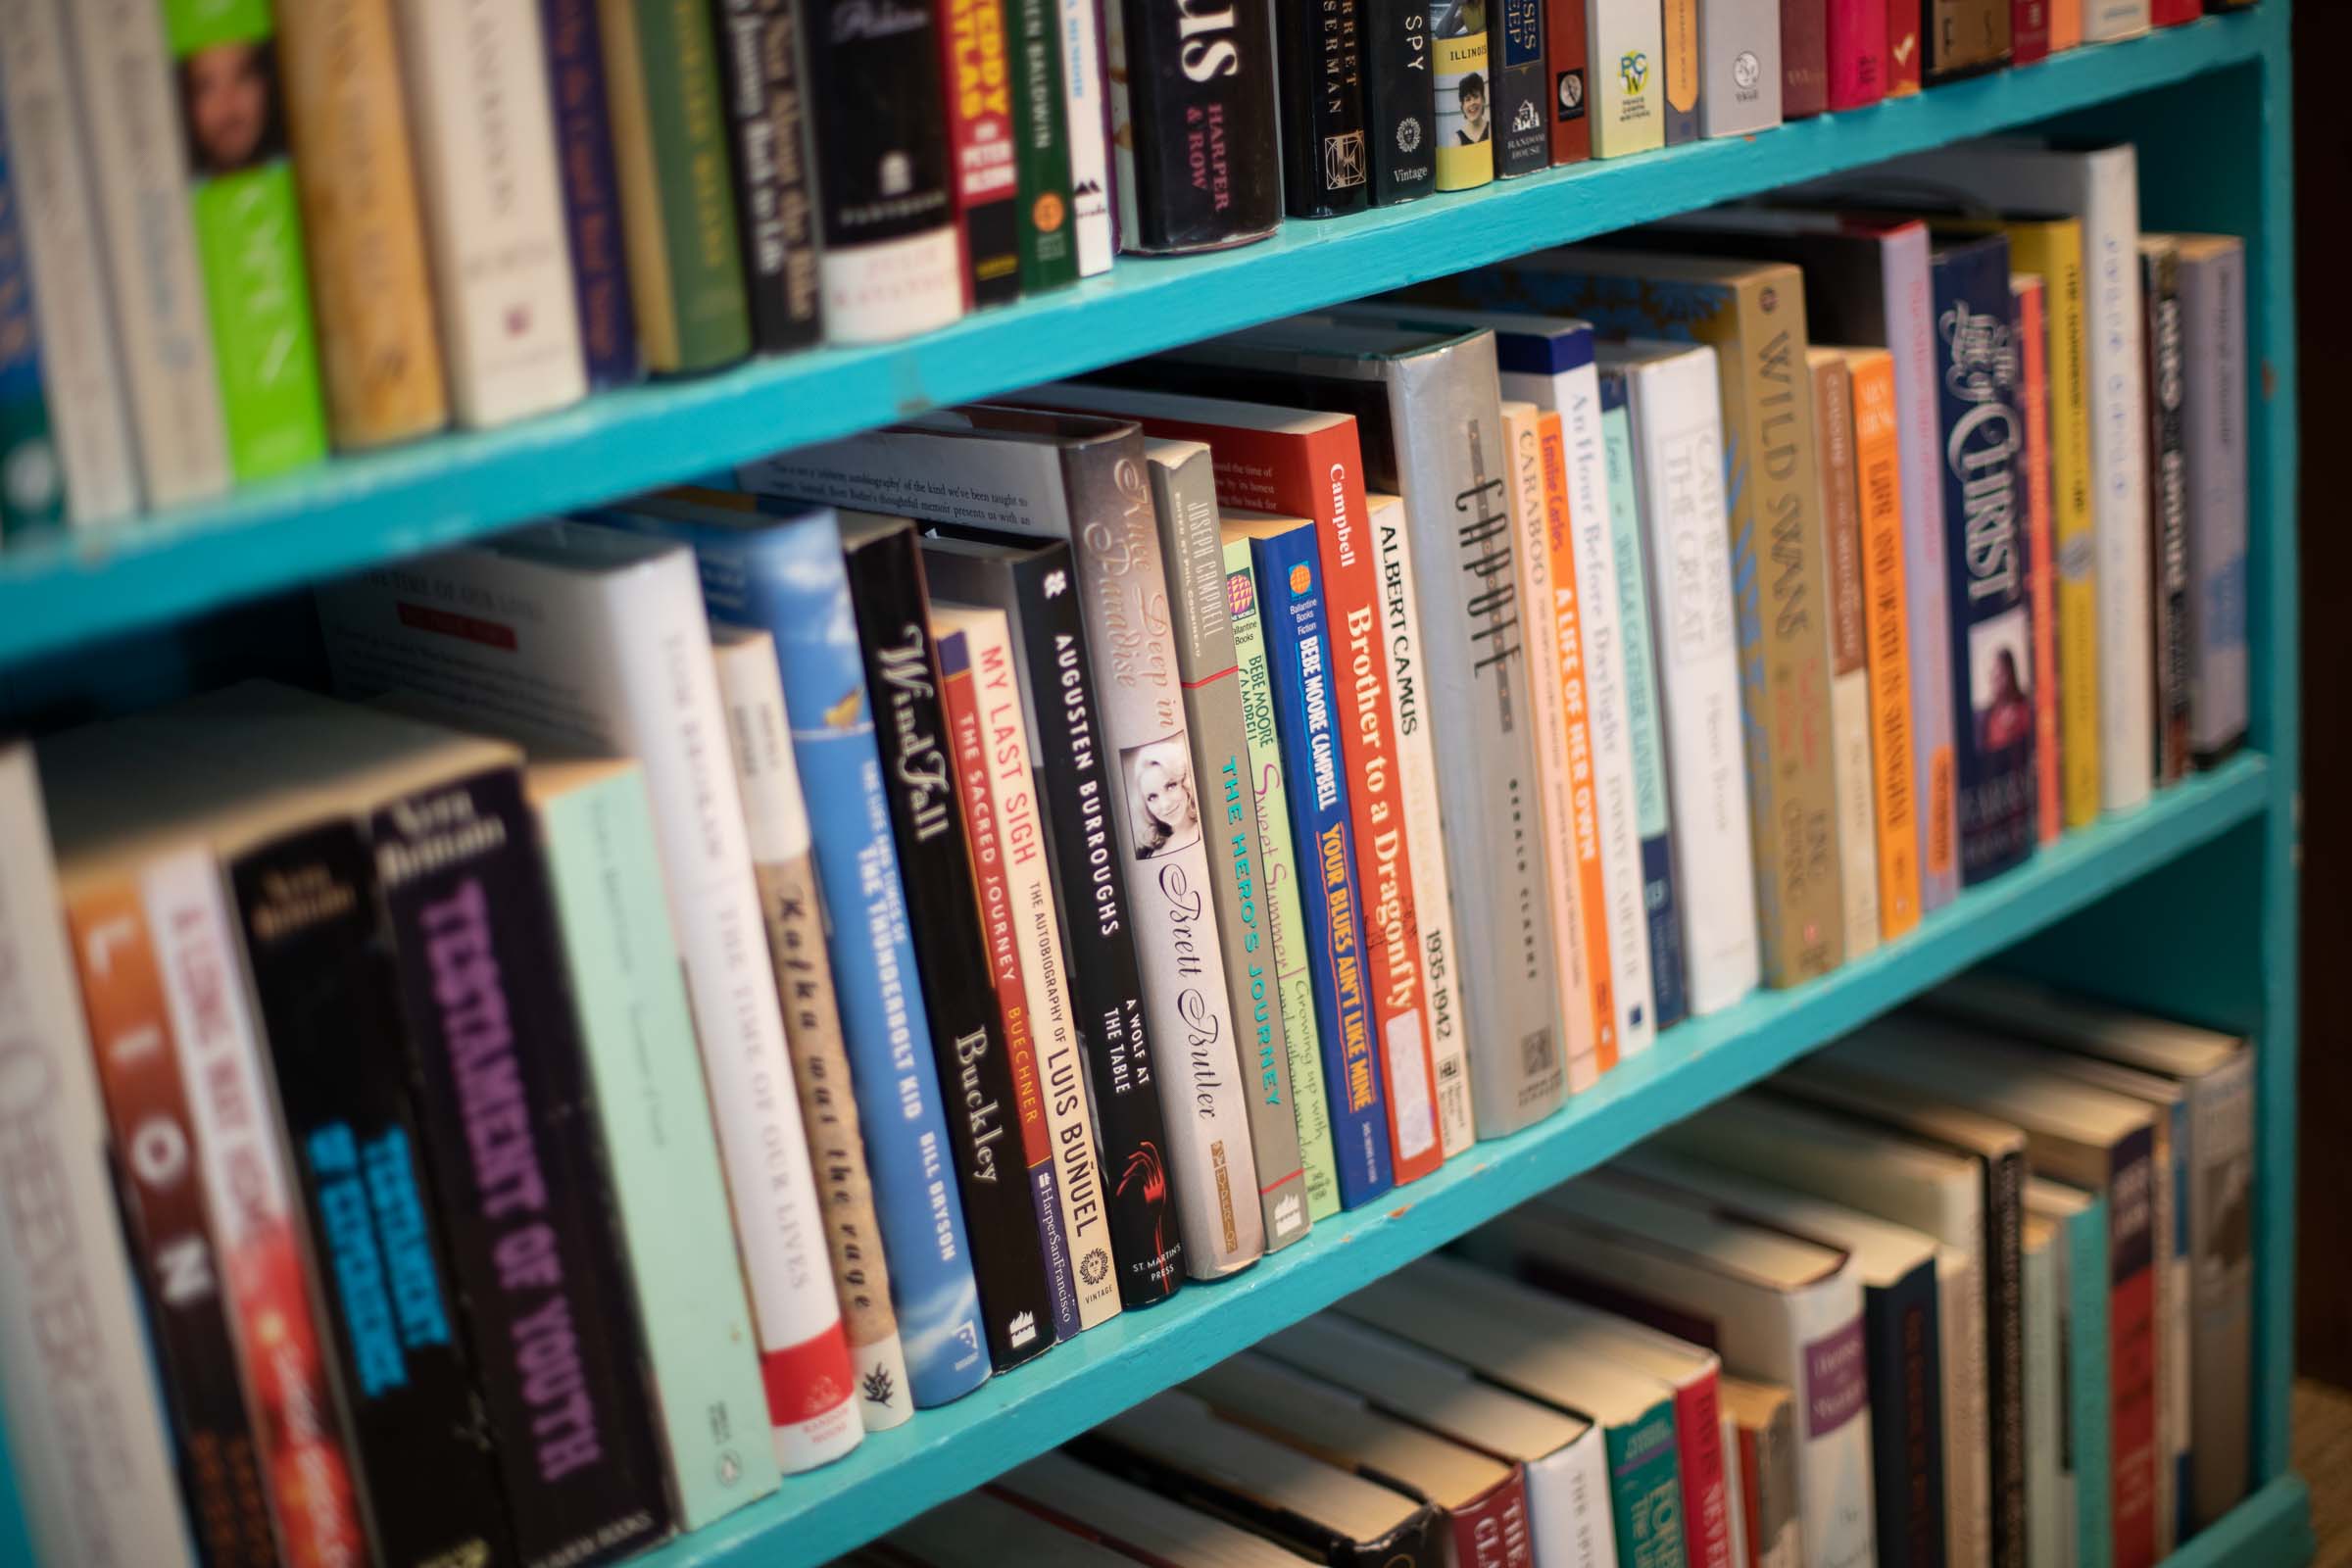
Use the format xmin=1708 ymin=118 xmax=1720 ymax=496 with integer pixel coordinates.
xmin=1102 ymin=0 xmax=1282 ymax=250
xmin=543 ymin=0 xmax=642 ymax=386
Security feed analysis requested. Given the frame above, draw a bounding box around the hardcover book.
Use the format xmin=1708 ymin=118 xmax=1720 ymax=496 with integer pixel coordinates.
xmin=1584 ymin=0 xmax=1664 ymax=156
xmin=1103 ymin=0 xmax=1282 ymax=250
xmin=526 ymin=759 xmax=780 ymax=1527
xmin=0 ymin=124 xmax=61 ymax=538
xmin=1007 ymin=0 xmax=1080 ymax=290
xmin=2140 ymin=238 xmax=2191 ymax=786
xmin=543 ymin=0 xmax=642 ymax=386
xmin=1920 ymin=0 xmax=2011 ymax=79
xmin=2013 ymin=276 xmax=2063 ymax=846
xmin=884 ymin=1488 xmax=1156 ymax=1568
xmin=611 ymin=494 xmax=995 ymax=1402
xmin=713 ymin=626 xmax=918 ymax=1421
xmin=2027 ymin=1178 xmax=2113 ymax=1568
xmin=2014 ymin=0 xmax=2052 ymax=60
xmin=804 ymin=0 xmax=963 ymax=338
xmin=918 ymin=532 xmax=1187 ymax=1305
xmin=1809 ymin=348 xmax=1885 ymax=961
xmin=1702 ymin=0 xmax=1783 ymax=135
xmin=2169 ymin=234 xmax=2248 ymax=763
xmin=1493 ymin=0 xmax=1552 ymax=173
xmin=1888 ymin=0 xmax=1922 ymax=91
xmin=1054 ymin=0 xmax=1115 ymax=273
xmin=710 ymin=0 xmax=824 ymax=351
xmin=314 ymin=526 xmax=862 ymax=1472
xmin=1544 ymin=0 xmax=1592 ymax=165
xmin=939 ymin=0 xmax=1023 ymax=307
xmin=1784 ymin=0 xmax=1829 ymax=116
xmin=1661 ymin=0 xmax=1697 ymax=143
xmin=1362 ymin=1 xmax=1437 ymax=204
xmin=2082 ymin=0 xmax=2150 ymax=36
xmin=1430 ymin=1 xmax=1496 ymax=191
xmin=1277 ymin=0 xmax=1372 ymax=217
xmin=1829 ymin=0 xmax=1887 ymax=109
xmin=999 ymin=1448 xmax=1322 ymax=1566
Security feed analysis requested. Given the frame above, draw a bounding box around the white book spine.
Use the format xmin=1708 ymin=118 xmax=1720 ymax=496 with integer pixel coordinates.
xmin=63 ymin=0 xmax=231 ymax=509
xmin=0 ymin=748 xmax=197 ymax=1568
xmin=1832 ymin=664 xmax=1879 ymax=960
xmin=1526 ymin=1423 xmax=1618 ymax=1568
xmin=966 ymin=612 xmax=1123 ymax=1329
xmin=1778 ymin=1276 xmax=1877 ymax=1568
xmin=1370 ymin=493 xmax=1473 ymax=1157
xmin=1502 ymin=401 xmax=1598 ymax=1090
xmin=1940 ymin=1246 xmax=1993 ymax=1568
xmin=0 ymin=0 xmax=139 ymax=523
xmin=2180 ymin=241 xmax=2248 ymax=760
xmin=393 ymin=0 xmax=586 ymax=428
xmin=1585 ymin=0 xmax=1666 ymax=158
xmin=2024 ymin=1235 xmax=2064 ymax=1568
xmin=2082 ymin=150 xmax=2153 ymax=811
xmin=1720 ymin=1407 xmax=1750 ymax=1568
xmin=1619 ymin=349 xmax=1758 ymax=1015
xmin=1055 ymin=0 xmax=1114 ymax=275
xmin=2083 ymin=0 xmax=2151 ymax=40
xmin=1698 ymin=0 xmax=1781 ymax=137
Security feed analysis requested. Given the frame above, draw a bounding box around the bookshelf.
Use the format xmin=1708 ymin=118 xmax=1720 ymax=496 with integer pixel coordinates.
xmin=0 ymin=5 xmax=2309 ymax=1565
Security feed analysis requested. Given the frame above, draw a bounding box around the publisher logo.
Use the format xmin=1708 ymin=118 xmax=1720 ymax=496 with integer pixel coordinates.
xmin=1396 ymin=116 xmax=1424 ymax=154
xmin=1032 ymin=191 xmax=1066 ymax=233
xmin=1288 ymin=564 xmax=1312 ymax=596
xmin=1556 ymin=69 xmax=1585 ymax=119
xmin=1733 ymin=50 xmax=1760 ymax=89
xmin=1510 ymin=99 xmax=1541 ymax=133
xmin=1325 ymin=130 xmax=1367 ymax=189
xmin=1226 ymin=569 xmax=1255 ymax=618
xmin=1080 ymin=1248 xmax=1111 ymax=1287
xmin=1619 ymin=51 xmax=1647 ymax=93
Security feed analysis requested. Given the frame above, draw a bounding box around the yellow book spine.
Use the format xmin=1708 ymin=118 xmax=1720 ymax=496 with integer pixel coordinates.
xmin=1431 ymin=27 xmax=1495 ymax=191
xmin=598 ymin=0 xmax=681 ymax=371
xmin=1844 ymin=350 xmax=1922 ymax=941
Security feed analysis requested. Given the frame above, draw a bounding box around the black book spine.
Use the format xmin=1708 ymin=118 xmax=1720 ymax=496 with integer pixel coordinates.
xmin=802 ymin=0 xmax=956 ymax=256
xmin=1984 ymin=1144 xmax=2027 ymax=1568
xmin=713 ymin=0 xmax=825 ymax=351
xmin=1006 ymin=546 xmax=1186 ymax=1308
xmin=1489 ymin=0 xmax=1546 ymax=176
xmin=844 ymin=521 xmax=1059 ymax=1368
xmin=1359 ymin=0 xmax=1435 ymax=205
xmin=1275 ymin=0 xmax=1370 ymax=219
xmin=1864 ymin=1266 xmax=1948 ymax=1568
xmin=231 ymin=822 xmax=514 ymax=1568
xmin=371 ymin=767 xmax=671 ymax=1568
xmin=2143 ymin=245 xmax=2190 ymax=785
xmin=1107 ymin=0 xmax=1282 ymax=252
xmin=541 ymin=0 xmax=644 ymax=387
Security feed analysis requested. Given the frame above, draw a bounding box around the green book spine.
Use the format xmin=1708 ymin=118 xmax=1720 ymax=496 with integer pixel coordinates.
xmin=531 ymin=762 xmax=780 ymax=1532
xmin=1006 ymin=0 xmax=1077 ymax=291
xmin=626 ymin=0 xmax=753 ymax=371
xmin=2069 ymin=1194 xmax=2114 ymax=1568
xmin=1606 ymin=1400 xmax=1686 ymax=1568
xmin=1226 ymin=539 xmax=1341 ymax=1223
xmin=164 ymin=0 xmax=328 ymax=481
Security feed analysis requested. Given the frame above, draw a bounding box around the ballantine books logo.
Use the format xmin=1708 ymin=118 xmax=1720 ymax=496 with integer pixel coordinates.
xmin=1620 ymin=51 xmax=1648 ymax=92
xmin=1007 ymin=1309 xmax=1038 ymax=1348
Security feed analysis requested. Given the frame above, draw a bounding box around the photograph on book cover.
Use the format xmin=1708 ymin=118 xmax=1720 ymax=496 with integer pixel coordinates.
xmin=1968 ymin=611 xmax=2035 ymax=757
xmin=1122 ymin=734 xmax=1202 ymax=860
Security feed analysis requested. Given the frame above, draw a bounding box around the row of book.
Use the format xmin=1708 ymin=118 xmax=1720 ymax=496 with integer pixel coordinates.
xmin=0 ymin=0 xmax=2264 ymax=543
xmin=857 ymin=980 xmax=2252 ymax=1568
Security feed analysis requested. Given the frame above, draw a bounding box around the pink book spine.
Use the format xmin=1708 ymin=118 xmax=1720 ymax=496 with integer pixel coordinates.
xmin=1828 ymin=0 xmax=1889 ymax=108
xmin=2013 ymin=0 xmax=2053 ymax=60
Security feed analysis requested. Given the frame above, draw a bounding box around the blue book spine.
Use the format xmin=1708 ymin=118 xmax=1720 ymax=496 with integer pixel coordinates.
xmin=1931 ymin=236 xmax=2035 ymax=886
xmin=616 ymin=505 xmax=993 ymax=1407
xmin=0 ymin=123 xmax=62 ymax=540
xmin=1865 ymin=1261 xmax=1948 ymax=1567
xmin=540 ymin=0 xmax=643 ymax=388
xmin=1248 ymin=521 xmax=1393 ymax=1209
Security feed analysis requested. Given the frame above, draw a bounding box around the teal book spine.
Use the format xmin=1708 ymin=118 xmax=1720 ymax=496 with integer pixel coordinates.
xmin=1006 ymin=0 xmax=1077 ymax=290
xmin=1225 ymin=540 xmax=1343 ymax=1223
xmin=531 ymin=762 xmax=781 ymax=1532
xmin=1605 ymin=1398 xmax=1686 ymax=1568
xmin=2069 ymin=1194 xmax=2114 ymax=1568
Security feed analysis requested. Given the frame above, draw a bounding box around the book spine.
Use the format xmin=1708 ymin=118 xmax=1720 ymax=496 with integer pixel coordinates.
xmin=2015 ymin=278 xmax=2063 ymax=846
xmin=67 ymin=882 xmax=277 ymax=1568
xmin=1845 ymin=354 xmax=1923 ymax=941
xmin=2148 ymin=0 xmax=2196 ymax=22
xmin=1887 ymin=0 xmax=1922 ymax=90
xmin=1105 ymin=0 xmax=1281 ymax=250
xmin=2142 ymin=245 xmax=2190 ymax=786
xmin=845 ymin=527 xmax=1060 ymax=1363
xmin=1370 ymin=495 xmax=1475 ymax=1154
xmin=1931 ymin=242 xmax=2037 ymax=886
xmin=716 ymin=641 xmax=919 ymax=1423
xmin=1828 ymin=0 xmax=1887 ymax=108
xmin=1673 ymin=1374 xmax=1736 ymax=1568
xmin=1494 ymin=0 xmax=1552 ymax=172
xmin=1251 ymin=522 xmax=1397 ymax=1210
xmin=1059 ymin=440 xmax=1266 ymax=1276
xmin=372 ymin=767 xmax=672 ymax=1563
xmin=1924 ymin=0 xmax=2012 ymax=77
xmin=1544 ymin=0 xmax=1591 ymax=165
xmin=397 ymin=0 xmax=587 ymax=427
xmin=1054 ymin=0 xmax=1113 ymax=272
xmin=231 ymin=819 xmax=514 ymax=1568
xmin=600 ymin=0 xmax=752 ymax=372
xmin=1781 ymin=0 xmax=1829 ymax=116
xmin=2025 ymin=1237 xmax=2063 ymax=1567
xmin=1276 ymin=0 xmax=1371 ymax=218
xmin=2083 ymin=0 xmax=2150 ymax=38
xmin=2180 ymin=240 xmax=2248 ymax=763
xmin=2108 ymin=1129 xmax=2159 ymax=1568
xmin=1593 ymin=382 xmax=1686 ymax=1030
xmin=2051 ymin=0 xmax=2082 ymax=44
xmin=527 ymin=770 xmax=781 ymax=1527
xmin=1007 ymin=0 xmax=1079 ymax=289
xmin=2066 ymin=1199 xmax=2114 ymax=1568
xmin=67 ymin=0 xmax=232 ymax=504
xmin=0 ymin=0 xmax=138 ymax=523
xmin=1226 ymin=542 xmax=1346 ymax=1219
xmin=744 ymin=528 xmax=996 ymax=1402
xmin=2082 ymin=154 xmax=2155 ymax=811
xmin=711 ymin=0 xmax=825 ymax=352
xmin=1430 ymin=6 xmax=1495 ymax=190
xmin=274 ymin=0 xmax=448 ymax=451
xmin=939 ymin=0 xmax=1023 ymax=308
xmin=805 ymin=0 xmax=963 ymax=337
xmin=1586 ymin=0 xmax=1666 ymax=154
xmin=1525 ymin=1439 xmax=1617 ymax=1568
xmin=1812 ymin=352 xmax=1884 ymax=962
xmin=1004 ymin=548 xmax=1185 ymax=1305
xmin=1606 ymin=1406 xmax=1689 ymax=1568
xmin=1701 ymin=0 xmax=1783 ymax=134
xmin=1987 ymin=1149 xmax=2030 ymax=1568
xmin=1866 ymin=1268 xmax=1950 ymax=1568
xmin=1453 ymin=1474 xmax=1537 ymax=1567
xmin=967 ymin=616 xmax=1125 ymax=1331
xmin=1659 ymin=0 xmax=1697 ymax=144
xmin=2013 ymin=0 xmax=2053 ymax=59
xmin=1362 ymin=0 xmax=1437 ymax=204
xmin=144 ymin=851 xmax=370 ymax=1565
xmin=542 ymin=0 xmax=643 ymax=387
xmin=939 ymin=626 xmax=1082 ymax=1339
xmin=0 ymin=125 xmax=62 ymax=540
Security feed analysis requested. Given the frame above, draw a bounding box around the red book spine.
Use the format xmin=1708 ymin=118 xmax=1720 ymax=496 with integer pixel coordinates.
xmin=938 ymin=0 xmax=1022 ymax=308
xmin=1544 ymin=0 xmax=1590 ymax=165
xmin=2109 ymin=1135 xmax=2160 ymax=1568
xmin=2016 ymin=279 xmax=2062 ymax=846
xmin=1737 ymin=1424 xmax=1766 ymax=1568
xmin=2151 ymin=0 xmax=2199 ymax=22
xmin=1828 ymin=0 xmax=1888 ymax=107
xmin=1783 ymin=0 xmax=1829 ymax=116
xmin=1887 ymin=0 xmax=1923 ymax=93
xmin=2013 ymin=0 xmax=2054 ymax=59
xmin=1450 ymin=1471 xmax=1537 ymax=1567
xmin=1673 ymin=1373 xmax=1736 ymax=1568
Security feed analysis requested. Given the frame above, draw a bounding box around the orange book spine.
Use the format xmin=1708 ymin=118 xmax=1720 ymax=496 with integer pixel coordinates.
xmin=1845 ymin=352 xmax=1923 ymax=941
xmin=2016 ymin=277 xmax=2063 ymax=847
xmin=2049 ymin=0 xmax=2082 ymax=49
xmin=1539 ymin=413 xmax=1618 ymax=1073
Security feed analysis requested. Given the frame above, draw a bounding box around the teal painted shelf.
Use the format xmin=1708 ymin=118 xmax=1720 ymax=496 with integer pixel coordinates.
xmin=639 ymin=759 xmax=2272 ymax=1568
xmin=0 ymin=5 xmax=2284 ymax=671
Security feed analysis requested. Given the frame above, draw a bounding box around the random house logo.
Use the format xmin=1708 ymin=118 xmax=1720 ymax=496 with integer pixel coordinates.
xmin=1619 ymin=50 xmax=1648 ymax=93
